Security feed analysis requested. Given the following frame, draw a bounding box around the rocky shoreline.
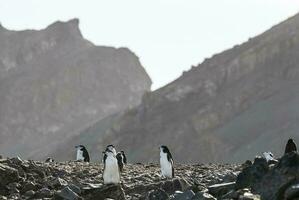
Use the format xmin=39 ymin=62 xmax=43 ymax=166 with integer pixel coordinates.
xmin=0 ymin=152 xmax=299 ymax=199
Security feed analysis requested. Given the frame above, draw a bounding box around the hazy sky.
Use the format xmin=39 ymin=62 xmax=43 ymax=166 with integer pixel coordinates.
xmin=0 ymin=0 xmax=299 ymax=89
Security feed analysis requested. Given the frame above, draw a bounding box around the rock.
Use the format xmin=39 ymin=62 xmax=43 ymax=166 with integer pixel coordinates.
xmin=6 ymin=183 xmax=21 ymax=191
xmin=146 ymin=189 xmax=169 ymax=200
xmin=49 ymin=177 xmax=68 ymax=189
xmin=22 ymin=181 xmax=37 ymax=193
xmin=236 ymin=157 xmax=268 ymax=190
xmin=55 ymin=186 xmax=80 ymax=200
xmin=160 ymin=178 xmax=191 ymax=194
xmin=173 ymin=190 xmax=195 ymax=200
xmin=0 ymin=163 xmax=19 ymax=190
xmin=192 ymin=192 xmax=216 ymax=200
xmin=0 ymin=196 xmax=7 ymax=200
xmin=24 ymin=190 xmax=35 ymax=197
xmin=239 ymin=192 xmax=261 ymax=200
xmin=284 ymin=182 xmax=299 ymax=199
xmin=68 ymin=184 xmax=81 ymax=195
xmin=208 ymin=182 xmax=235 ymax=197
xmin=82 ymin=184 xmax=125 ymax=200
xmin=9 ymin=157 xmax=23 ymax=165
xmin=7 ymin=193 xmax=20 ymax=199
xmin=277 ymin=151 xmax=299 ymax=169
xmin=36 ymin=187 xmax=53 ymax=198
xmin=253 ymin=152 xmax=299 ymax=199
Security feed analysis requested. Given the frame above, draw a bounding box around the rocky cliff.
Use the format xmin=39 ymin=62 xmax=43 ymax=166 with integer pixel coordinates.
xmin=0 ymin=19 xmax=151 ymax=159
xmin=73 ymin=13 xmax=299 ymax=163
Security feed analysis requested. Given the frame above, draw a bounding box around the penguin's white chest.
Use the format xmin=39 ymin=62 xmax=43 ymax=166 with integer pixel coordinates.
xmin=263 ymin=152 xmax=273 ymax=162
xmin=160 ymin=152 xmax=173 ymax=178
xmin=76 ymin=149 xmax=84 ymax=161
xmin=103 ymin=155 xmax=120 ymax=184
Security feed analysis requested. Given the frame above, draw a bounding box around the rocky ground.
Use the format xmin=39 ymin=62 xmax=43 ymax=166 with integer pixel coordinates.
xmin=0 ymin=152 xmax=299 ymax=199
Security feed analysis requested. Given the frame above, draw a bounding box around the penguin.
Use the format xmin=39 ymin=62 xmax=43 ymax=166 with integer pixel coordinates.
xmin=262 ymin=152 xmax=278 ymax=164
xmin=103 ymin=148 xmax=120 ymax=184
xmin=285 ymin=139 xmax=297 ymax=154
xmin=105 ymin=144 xmax=117 ymax=155
xmin=116 ymin=151 xmax=127 ymax=172
xmin=45 ymin=157 xmax=54 ymax=163
xmin=75 ymin=145 xmax=90 ymax=162
xmin=160 ymin=145 xmax=174 ymax=178
xmin=116 ymin=152 xmax=124 ymax=172
xmin=121 ymin=151 xmax=127 ymax=164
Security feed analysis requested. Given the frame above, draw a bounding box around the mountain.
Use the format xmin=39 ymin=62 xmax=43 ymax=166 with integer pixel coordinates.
xmin=59 ymin=13 xmax=299 ymax=163
xmin=0 ymin=19 xmax=151 ymax=159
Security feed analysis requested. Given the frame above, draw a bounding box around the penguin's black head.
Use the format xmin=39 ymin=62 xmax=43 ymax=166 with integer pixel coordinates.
xmin=121 ymin=150 xmax=125 ymax=155
xmin=75 ymin=145 xmax=86 ymax=150
xmin=106 ymin=144 xmax=115 ymax=150
xmin=105 ymin=144 xmax=115 ymax=151
xmin=288 ymin=139 xmax=294 ymax=143
xmin=160 ymin=145 xmax=170 ymax=153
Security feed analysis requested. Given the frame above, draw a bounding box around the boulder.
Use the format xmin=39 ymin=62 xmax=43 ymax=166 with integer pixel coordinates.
xmin=146 ymin=188 xmax=169 ymax=200
xmin=172 ymin=190 xmax=195 ymax=200
xmin=82 ymin=184 xmax=125 ymax=200
xmin=0 ymin=163 xmax=19 ymax=194
xmin=160 ymin=178 xmax=191 ymax=195
xmin=208 ymin=182 xmax=235 ymax=197
xmin=283 ymin=182 xmax=299 ymax=200
xmin=55 ymin=186 xmax=81 ymax=200
xmin=36 ymin=187 xmax=53 ymax=198
xmin=236 ymin=157 xmax=268 ymax=190
xmin=192 ymin=191 xmax=216 ymax=200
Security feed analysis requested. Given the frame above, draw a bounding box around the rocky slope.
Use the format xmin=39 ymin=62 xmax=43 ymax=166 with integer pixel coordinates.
xmin=74 ymin=13 xmax=299 ymax=163
xmin=0 ymin=155 xmax=241 ymax=200
xmin=1 ymin=152 xmax=299 ymax=199
xmin=0 ymin=19 xmax=151 ymax=159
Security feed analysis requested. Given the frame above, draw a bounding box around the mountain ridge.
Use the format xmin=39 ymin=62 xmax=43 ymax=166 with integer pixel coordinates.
xmin=0 ymin=18 xmax=151 ymax=159
xmin=60 ymin=12 xmax=299 ymax=163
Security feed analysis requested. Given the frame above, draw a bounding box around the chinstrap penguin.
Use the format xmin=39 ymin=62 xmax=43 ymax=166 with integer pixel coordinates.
xmin=75 ymin=145 xmax=90 ymax=162
xmin=285 ymin=139 xmax=297 ymax=154
xmin=105 ymin=144 xmax=117 ymax=155
xmin=262 ymin=152 xmax=278 ymax=165
xmin=160 ymin=145 xmax=174 ymax=178
xmin=116 ymin=150 xmax=127 ymax=172
xmin=45 ymin=157 xmax=54 ymax=163
xmin=103 ymin=148 xmax=120 ymax=184
xmin=121 ymin=151 xmax=127 ymax=164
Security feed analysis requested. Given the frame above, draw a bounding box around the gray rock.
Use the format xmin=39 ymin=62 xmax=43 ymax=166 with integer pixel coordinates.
xmin=284 ymin=182 xmax=299 ymax=199
xmin=22 ymin=181 xmax=37 ymax=193
xmin=161 ymin=178 xmax=191 ymax=195
xmin=0 ymin=195 xmax=7 ymax=200
xmin=192 ymin=192 xmax=216 ymax=200
xmin=82 ymin=184 xmax=125 ymax=200
xmin=208 ymin=182 xmax=235 ymax=197
xmin=147 ymin=189 xmax=169 ymax=200
xmin=36 ymin=187 xmax=53 ymax=198
xmin=173 ymin=190 xmax=195 ymax=200
xmin=24 ymin=190 xmax=35 ymax=197
xmin=0 ymin=163 xmax=19 ymax=190
xmin=236 ymin=157 xmax=268 ymax=190
xmin=239 ymin=192 xmax=261 ymax=200
xmin=9 ymin=157 xmax=23 ymax=165
xmin=50 ymin=177 xmax=68 ymax=189
xmin=68 ymin=184 xmax=81 ymax=195
xmin=55 ymin=186 xmax=80 ymax=200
